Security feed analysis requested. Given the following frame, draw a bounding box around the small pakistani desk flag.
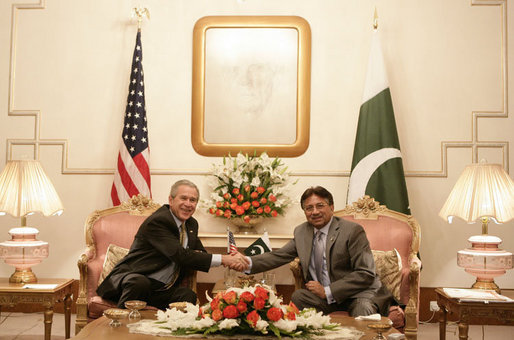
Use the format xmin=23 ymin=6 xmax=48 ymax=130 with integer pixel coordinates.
xmin=244 ymin=232 xmax=272 ymax=256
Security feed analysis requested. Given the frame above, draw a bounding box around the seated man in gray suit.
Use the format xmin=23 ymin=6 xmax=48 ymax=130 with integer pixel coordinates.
xmin=97 ymin=179 xmax=248 ymax=310
xmin=245 ymin=186 xmax=392 ymax=316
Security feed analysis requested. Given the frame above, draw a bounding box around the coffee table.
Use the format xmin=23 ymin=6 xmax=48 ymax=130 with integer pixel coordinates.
xmin=72 ymin=310 xmax=399 ymax=339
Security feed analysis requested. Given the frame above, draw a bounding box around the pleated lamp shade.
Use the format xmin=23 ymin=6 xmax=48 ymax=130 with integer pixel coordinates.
xmin=439 ymin=162 xmax=514 ymax=225
xmin=0 ymin=160 xmax=63 ymax=217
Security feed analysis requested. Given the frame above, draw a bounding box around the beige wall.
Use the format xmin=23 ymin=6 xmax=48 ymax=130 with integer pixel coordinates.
xmin=0 ymin=0 xmax=513 ymax=289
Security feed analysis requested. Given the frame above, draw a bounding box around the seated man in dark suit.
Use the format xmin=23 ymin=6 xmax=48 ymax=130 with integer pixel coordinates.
xmin=243 ymin=186 xmax=393 ymax=316
xmin=97 ymin=179 xmax=248 ymax=310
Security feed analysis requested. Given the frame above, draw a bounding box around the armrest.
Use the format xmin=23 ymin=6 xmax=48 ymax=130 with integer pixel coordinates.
xmin=289 ymin=258 xmax=303 ymax=290
xmin=75 ymin=251 xmax=92 ymax=335
xmin=404 ymin=255 xmax=421 ymax=339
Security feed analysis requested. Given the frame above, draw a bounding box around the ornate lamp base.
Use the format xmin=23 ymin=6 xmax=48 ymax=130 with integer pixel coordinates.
xmin=457 ymin=234 xmax=513 ymax=294
xmin=9 ymin=267 xmax=37 ymax=284
xmin=230 ymin=216 xmax=262 ymax=234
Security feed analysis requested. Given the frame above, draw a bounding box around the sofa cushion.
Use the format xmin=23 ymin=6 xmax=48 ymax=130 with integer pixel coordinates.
xmin=98 ymin=243 xmax=129 ymax=286
xmin=372 ymin=249 xmax=402 ymax=302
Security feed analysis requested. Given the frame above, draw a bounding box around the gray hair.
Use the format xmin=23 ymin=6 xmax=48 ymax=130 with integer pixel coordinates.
xmin=169 ymin=179 xmax=199 ymax=199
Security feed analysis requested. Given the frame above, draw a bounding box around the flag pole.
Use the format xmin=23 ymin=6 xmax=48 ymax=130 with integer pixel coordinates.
xmin=133 ymin=7 xmax=150 ymax=31
xmin=373 ymin=7 xmax=378 ymax=30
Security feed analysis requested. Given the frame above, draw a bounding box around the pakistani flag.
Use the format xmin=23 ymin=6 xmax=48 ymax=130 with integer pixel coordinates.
xmin=347 ymin=30 xmax=410 ymax=215
xmin=244 ymin=232 xmax=272 ymax=256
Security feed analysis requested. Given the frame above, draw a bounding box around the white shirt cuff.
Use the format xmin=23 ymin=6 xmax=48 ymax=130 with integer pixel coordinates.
xmin=211 ymin=254 xmax=222 ymax=267
xmin=325 ymin=286 xmax=336 ymax=304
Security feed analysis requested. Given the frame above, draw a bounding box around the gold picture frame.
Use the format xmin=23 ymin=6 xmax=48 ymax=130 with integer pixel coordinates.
xmin=191 ymin=16 xmax=311 ymax=157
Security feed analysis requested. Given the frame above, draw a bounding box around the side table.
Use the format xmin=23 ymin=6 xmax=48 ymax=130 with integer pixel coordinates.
xmin=435 ymin=287 xmax=514 ymax=340
xmin=0 ymin=278 xmax=74 ymax=340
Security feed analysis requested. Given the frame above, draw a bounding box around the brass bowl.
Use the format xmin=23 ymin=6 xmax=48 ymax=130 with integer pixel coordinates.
xmin=169 ymin=302 xmax=187 ymax=311
xmin=124 ymin=300 xmax=147 ymax=321
xmin=103 ymin=308 xmax=129 ymax=327
xmin=367 ymin=323 xmax=392 ymax=340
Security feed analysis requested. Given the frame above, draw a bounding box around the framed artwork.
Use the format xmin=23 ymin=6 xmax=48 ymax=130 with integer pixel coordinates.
xmin=191 ymin=16 xmax=311 ymax=157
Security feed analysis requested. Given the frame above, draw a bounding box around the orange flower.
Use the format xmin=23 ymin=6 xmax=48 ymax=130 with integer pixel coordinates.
xmin=260 ymin=197 xmax=267 ymax=205
xmin=236 ymin=300 xmax=247 ymax=313
xmin=243 ymin=215 xmax=250 ymax=223
xmin=212 ymin=309 xmax=223 ymax=321
xmin=266 ymin=307 xmax=283 ymax=322
xmin=237 ymin=194 xmax=244 ymax=201
xmin=216 ymin=201 xmax=223 ymax=208
xmin=254 ymin=286 xmax=269 ymax=300
xmin=223 ymin=193 xmax=230 ymax=200
xmin=222 ymin=290 xmax=237 ymax=304
xmin=230 ymin=198 xmax=237 ymax=203
xmin=250 ymin=191 xmax=259 ymax=199
xmin=210 ymin=297 xmax=221 ymax=311
xmin=216 ymin=209 xmax=223 ymax=217
xmin=268 ymin=194 xmax=277 ymax=202
xmin=285 ymin=311 xmax=296 ymax=320
xmin=232 ymin=188 xmax=240 ymax=195
xmin=252 ymin=200 xmax=260 ymax=207
xmin=240 ymin=291 xmax=255 ymax=302
xmin=264 ymin=206 xmax=271 ymax=214
xmin=257 ymin=187 xmax=265 ymax=194
xmin=244 ymin=185 xmax=251 ymax=192
xmin=246 ymin=310 xmax=259 ymax=327
xmin=209 ymin=208 xmax=216 ymax=215
xmin=242 ymin=201 xmax=251 ymax=210
xmin=224 ymin=210 xmax=232 ymax=218
xmin=253 ymin=297 xmax=265 ymax=310
xmin=236 ymin=206 xmax=245 ymax=215
xmin=223 ymin=305 xmax=239 ymax=319
xmin=271 ymin=210 xmax=278 ymax=217
xmin=256 ymin=207 xmax=263 ymax=214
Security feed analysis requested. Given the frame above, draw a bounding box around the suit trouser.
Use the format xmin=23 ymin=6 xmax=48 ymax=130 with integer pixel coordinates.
xmin=291 ymin=289 xmax=377 ymax=316
xmin=117 ymin=273 xmax=196 ymax=310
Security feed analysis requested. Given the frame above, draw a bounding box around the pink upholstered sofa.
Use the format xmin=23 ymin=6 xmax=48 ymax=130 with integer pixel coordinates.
xmin=290 ymin=195 xmax=421 ymax=340
xmin=75 ymin=195 xmax=197 ymax=334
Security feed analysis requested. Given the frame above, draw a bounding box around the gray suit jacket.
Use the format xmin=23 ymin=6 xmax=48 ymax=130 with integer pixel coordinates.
xmin=250 ymin=216 xmax=380 ymax=304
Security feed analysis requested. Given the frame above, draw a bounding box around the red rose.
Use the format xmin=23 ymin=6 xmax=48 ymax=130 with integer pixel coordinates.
xmin=256 ymin=207 xmax=263 ymax=214
xmin=223 ymin=193 xmax=230 ymax=200
xmin=244 ymin=185 xmax=251 ymax=192
xmin=198 ymin=306 xmax=203 ymax=317
xmin=224 ymin=210 xmax=232 ymax=218
xmin=232 ymin=188 xmax=240 ymax=195
xmin=257 ymin=187 xmax=265 ymax=194
xmin=216 ymin=209 xmax=223 ymax=217
xmin=236 ymin=206 xmax=245 ymax=215
xmin=223 ymin=305 xmax=239 ymax=319
xmin=254 ymin=286 xmax=269 ymax=300
xmin=264 ymin=206 xmax=271 ymax=214
xmin=266 ymin=307 xmax=283 ymax=322
xmin=230 ymin=202 xmax=237 ymax=210
xmin=250 ymin=191 xmax=259 ymax=199
xmin=287 ymin=301 xmax=300 ymax=314
xmin=285 ymin=311 xmax=296 ymax=320
xmin=240 ymin=291 xmax=255 ymax=302
xmin=271 ymin=210 xmax=278 ymax=217
xmin=231 ymin=198 xmax=237 ymax=203
xmin=242 ymin=201 xmax=251 ymax=210
xmin=212 ymin=309 xmax=223 ymax=321
xmin=260 ymin=197 xmax=267 ymax=205
xmin=253 ymin=297 xmax=265 ymax=310
xmin=252 ymin=200 xmax=260 ymax=207
xmin=216 ymin=201 xmax=223 ymax=208
xmin=223 ymin=201 xmax=230 ymax=208
xmin=246 ymin=310 xmax=259 ymax=327
xmin=222 ymin=290 xmax=237 ymax=304
xmin=210 ymin=298 xmax=220 ymax=311
xmin=268 ymin=194 xmax=277 ymax=202
xmin=237 ymin=194 xmax=244 ymax=201
xmin=236 ymin=300 xmax=247 ymax=313
xmin=243 ymin=215 xmax=250 ymax=223
xmin=209 ymin=208 xmax=216 ymax=215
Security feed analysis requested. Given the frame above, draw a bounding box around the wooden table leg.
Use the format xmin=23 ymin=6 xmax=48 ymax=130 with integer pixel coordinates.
xmin=64 ymin=294 xmax=72 ymax=339
xmin=438 ymin=307 xmax=447 ymax=340
xmin=458 ymin=321 xmax=469 ymax=340
xmin=43 ymin=304 xmax=54 ymax=340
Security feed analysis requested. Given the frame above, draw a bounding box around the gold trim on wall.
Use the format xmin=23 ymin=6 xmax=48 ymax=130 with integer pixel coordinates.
xmin=191 ymin=16 xmax=312 ymax=157
xmin=4 ymin=2 xmax=509 ymax=177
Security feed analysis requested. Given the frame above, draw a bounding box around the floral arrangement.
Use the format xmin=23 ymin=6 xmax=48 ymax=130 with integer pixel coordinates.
xmin=128 ymin=285 xmax=339 ymax=338
xmin=206 ymin=152 xmax=295 ymax=223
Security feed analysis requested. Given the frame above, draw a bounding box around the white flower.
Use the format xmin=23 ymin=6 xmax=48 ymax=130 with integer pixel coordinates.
xmin=272 ymin=318 xmax=298 ymax=333
xmin=255 ymin=319 xmax=269 ymax=332
xmin=218 ymin=318 xmax=239 ymax=330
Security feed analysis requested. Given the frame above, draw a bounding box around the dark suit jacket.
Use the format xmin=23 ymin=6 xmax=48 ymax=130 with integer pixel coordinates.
xmin=97 ymin=205 xmax=212 ymax=300
xmin=250 ymin=216 xmax=381 ymax=303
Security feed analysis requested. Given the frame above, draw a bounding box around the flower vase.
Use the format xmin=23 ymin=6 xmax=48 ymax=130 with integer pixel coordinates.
xmin=229 ymin=216 xmax=263 ymax=234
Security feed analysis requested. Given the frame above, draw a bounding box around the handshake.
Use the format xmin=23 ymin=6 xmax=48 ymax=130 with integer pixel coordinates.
xmin=221 ymin=252 xmax=250 ymax=272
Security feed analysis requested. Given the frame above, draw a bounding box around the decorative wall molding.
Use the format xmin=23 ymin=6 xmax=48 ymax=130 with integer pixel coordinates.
xmin=5 ymin=0 xmax=509 ymax=177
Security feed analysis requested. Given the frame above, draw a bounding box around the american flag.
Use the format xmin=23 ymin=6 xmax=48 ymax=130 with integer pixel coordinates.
xmin=227 ymin=230 xmax=238 ymax=254
xmin=111 ymin=30 xmax=151 ymax=206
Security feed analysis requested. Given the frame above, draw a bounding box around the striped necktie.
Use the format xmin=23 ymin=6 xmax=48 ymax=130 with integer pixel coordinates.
xmin=313 ymin=230 xmax=325 ymax=284
xmin=164 ymin=223 xmax=186 ymax=289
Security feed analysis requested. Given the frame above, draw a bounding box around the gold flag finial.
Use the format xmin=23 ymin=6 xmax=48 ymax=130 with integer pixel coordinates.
xmin=373 ymin=7 xmax=378 ymax=30
xmin=133 ymin=7 xmax=150 ymax=30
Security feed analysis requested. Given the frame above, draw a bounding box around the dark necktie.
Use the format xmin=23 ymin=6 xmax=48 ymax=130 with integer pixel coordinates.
xmin=313 ymin=230 xmax=325 ymax=284
xmin=164 ymin=223 xmax=186 ymax=289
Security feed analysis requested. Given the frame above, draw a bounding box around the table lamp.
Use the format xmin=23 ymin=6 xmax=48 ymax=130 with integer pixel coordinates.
xmin=0 ymin=160 xmax=63 ymax=283
xmin=439 ymin=162 xmax=514 ymax=293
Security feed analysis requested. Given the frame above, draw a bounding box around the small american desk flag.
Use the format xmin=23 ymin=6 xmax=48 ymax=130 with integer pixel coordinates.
xmin=227 ymin=230 xmax=238 ymax=255
xmin=111 ymin=30 xmax=151 ymax=206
